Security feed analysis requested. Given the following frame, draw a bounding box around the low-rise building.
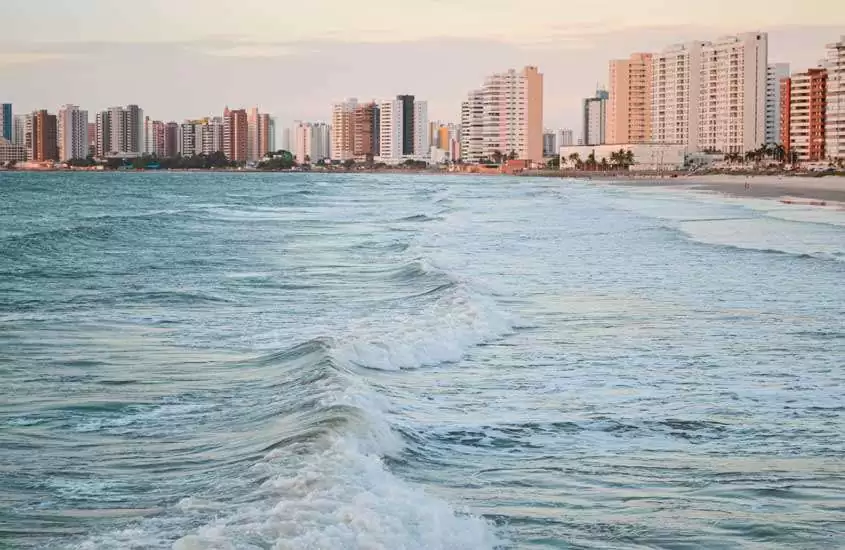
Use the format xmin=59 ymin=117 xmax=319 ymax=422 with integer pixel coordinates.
xmin=0 ymin=138 xmax=26 ymax=163
xmin=559 ymin=143 xmax=687 ymax=171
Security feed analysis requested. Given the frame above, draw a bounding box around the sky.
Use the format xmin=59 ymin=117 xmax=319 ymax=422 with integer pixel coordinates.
xmin=2 ymin=0 xmax=843 ymax=136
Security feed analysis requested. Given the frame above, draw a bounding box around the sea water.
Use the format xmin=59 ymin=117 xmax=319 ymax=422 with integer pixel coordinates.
xmin=1 ymin=172 xmax=843 ymax=549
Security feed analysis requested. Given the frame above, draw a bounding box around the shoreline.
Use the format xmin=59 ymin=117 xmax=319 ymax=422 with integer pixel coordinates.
xmin=607 ymin=174 xmax=845 ymax=204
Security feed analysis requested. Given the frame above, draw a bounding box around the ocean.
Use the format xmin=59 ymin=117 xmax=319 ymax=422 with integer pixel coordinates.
xmin=1 ymin=172 xmax=843 ymax=549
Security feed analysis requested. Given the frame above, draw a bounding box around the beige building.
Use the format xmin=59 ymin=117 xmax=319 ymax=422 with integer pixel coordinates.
xmin=651 ymin=42 xmax=705 ymax=149
xmin=698 ymin=33 xmax=768 ymax=154
xmin=607 ymin=53 xmax=653 ymax=144
xmin=331 ymin=99 xmax=358 ymax=161
xmin=460 ymin=66 xmax=543 ymax=163
xmin=825 ymin=36 xmax=845 ymax=161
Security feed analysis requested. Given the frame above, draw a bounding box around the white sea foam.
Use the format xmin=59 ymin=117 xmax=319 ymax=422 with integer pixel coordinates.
xmin=332 ymin=288 xmax=512 ymax=371
xmin=172 ymin=437 xmax=498 ymax=550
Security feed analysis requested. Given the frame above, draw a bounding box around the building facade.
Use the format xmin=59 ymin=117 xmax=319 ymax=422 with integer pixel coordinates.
xmin=766 ymin=63 xmax=790 ymax=144
xmin=96 ymin=105 xmax=144 ymax=157
xmin=825 ymin=36 xmax=845 ymax=161
xmin=583 ymin=89 xmax=609 ymax=146
xmin=224 ymin=108 xmax=248 ymax=163
xmin=1 ymin=104 xmax=11 ymax=142
xmin=698 ymin=33 xmax=768 ymax=154
xmin=377 ymin=99 xmax=403 ymax=163
xmin=460 ymin=66 xmax=544 ymax=163
xmin=460 ymin=90 xmax=485 ymax=162
xmin=31 ymin=110 xmax=58 ymax=161
xmin=0 ymin=138 xmax=26 ymax=163
xmin=782 ymin=68 xmax=828 ymax=162
xmin=607 ymin=53 xmax=653 ymax=145
xmin=13 ymin=114 xmax=27 ymax=147
xmin=331 ymin=99 xmax=358 ymax=161
xmin=651 ymin=42 xmax=705 ymax=148
xmin=57 ymin=105 xmax=89 ymax=161
xmin=353 ymin=102 xmax=379 ymax=160
xmin=557 ymin=128 xmax=574 ymax=147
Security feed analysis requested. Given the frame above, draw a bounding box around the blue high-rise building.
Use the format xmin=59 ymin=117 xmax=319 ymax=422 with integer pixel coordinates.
xmin=1 ymin=104 xmax=12 ymax=141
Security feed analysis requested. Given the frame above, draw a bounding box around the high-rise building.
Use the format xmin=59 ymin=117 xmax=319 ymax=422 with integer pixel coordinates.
xmin=224 ymin=108 xmax=248 ymax=162
xmin=397 ymin=95 xmax=415 ymax=156
xmin=436 ymin=125 xmax=449 ymax=150
xmin=57 ymin=105 xmax=89 ymax=161
xmin=583 ymin=89 xmax=609 ymax=146
xmin=413 ymin=101 xmax=429 ymax=157
xmin=557 ymin=128 xmax=574 ymax=147
xmin=268 ymin=117 xmax=276 ymax=152
xmin=282 ymin=127 xmax=291 ymax=152
xmin=164 ymin=122 xmax=179 ymax=158
xmin=698 ymin=32 xmax=768 ymax=154
xmin=87 ymin=122 xmax=97 ymax=155
xmin=331 ymin=99 xmax=358 ymax=161
xmin=95 ymin=111 xmax=111 ymax=157
xmin=543 ymin=130 xmax=556 ymax=157
xmin=31 ymin=110 xmax=58 ymax=161
xmin=460 ymin=66 xmax=544 ymax=163
xmin=378 ymin=99 xmax=403 ymax=163
xmin=781 ymin=68 xmax=828 ymax=162
xmin=460 ymin=90 xmax=485 ymax=162
xmin=1 ymin=104 xmax=11 ymax=142
xmin=607 ymin=53 xmax=653 ymax=144
xmin=145 ymin=119 xmax=166 ymax=157
xmin=766 ymin=63 xmax=791 ymax=145
xmin=203 ymin=117 xmax=226 ymax=156
xmin=13 ymin=114 xmax=27 ymax=147
xmin=97 ymin=105 xmax=144 ymax=156
xmin=353 ymin=102 xmax=379 ymax=160
xmin=293 ymin=121 xmax=323 ymax=164
xmin=179 ymin=122 xmax=199 ymax=157
xmin=651 ymin=42 xmax=705 ymax=148
xmin=258 ymin=113 xmax=271 ymax=160
xmin=824 ymin=36 xmax=845 ymax=161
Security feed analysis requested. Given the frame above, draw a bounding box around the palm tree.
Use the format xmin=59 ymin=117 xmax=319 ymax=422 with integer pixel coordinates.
xmin=568 ymin=153 xmax=581 ymax=169
xmin=600 ymin=157 xmax=609 ymax=171
xmin=491 ymin=150 xmax=503 ymax=164
xmin=624 ymin=149 xmax=635 ymax=169
xmin=586 ymin=152 xmax=597 ymax=170
xmin=507 ymin=150 xmax=518 ymax=161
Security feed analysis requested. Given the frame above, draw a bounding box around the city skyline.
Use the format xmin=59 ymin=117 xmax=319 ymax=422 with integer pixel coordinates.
xmin=2 ymin=17 xmax=841 ymax=134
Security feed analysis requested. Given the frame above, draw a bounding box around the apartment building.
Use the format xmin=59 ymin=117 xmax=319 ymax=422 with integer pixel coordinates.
xmin=782 ymin=68 xmax=828 ymax=162
xmin=57 ymin=105 xmax=89 ymax=161
xmin=651 ymin=42 xmax=704 ymax=148
xmin=766 ymin=63 xmax=790 ymax=144
xmin=460 ymin=66 xmax=544 ymax=162
xmin=825 ymin=36 xmax=845 ymax=160
xmin=698 ymin=33 xmax=767 ymax=154
xmin=607 ymin=53 xmax=653 ymax=144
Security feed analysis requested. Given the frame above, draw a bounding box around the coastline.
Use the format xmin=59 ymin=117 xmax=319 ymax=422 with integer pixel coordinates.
xmin=599 ymin=174 xmax=845 ymax=204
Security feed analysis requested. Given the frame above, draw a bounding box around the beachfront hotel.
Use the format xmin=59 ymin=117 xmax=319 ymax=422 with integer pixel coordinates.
xmin=460 ymin=66 xmax=544 ymax=163
xmin=607 ymin=53 xmax=653 ymax=145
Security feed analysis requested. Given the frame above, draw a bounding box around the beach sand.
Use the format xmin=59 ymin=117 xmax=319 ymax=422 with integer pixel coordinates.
xmin=615 ymin=174 xmax=845 ymax=204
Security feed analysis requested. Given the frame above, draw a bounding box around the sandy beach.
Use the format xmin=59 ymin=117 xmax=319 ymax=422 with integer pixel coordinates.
xmin=617 ymin=174 xmax=845 ymax=204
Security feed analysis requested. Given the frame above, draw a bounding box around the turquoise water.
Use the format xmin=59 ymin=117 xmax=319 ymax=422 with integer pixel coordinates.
xmin=1 ymin=172 xmax=843 ymax=549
